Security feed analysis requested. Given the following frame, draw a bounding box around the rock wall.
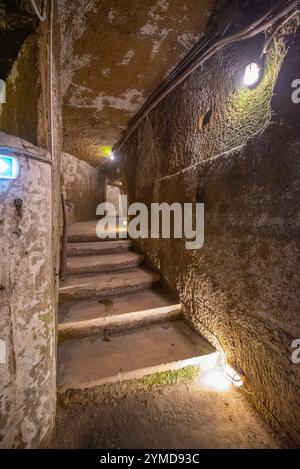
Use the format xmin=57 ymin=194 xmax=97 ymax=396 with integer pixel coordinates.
xmin=0 ymin=2 xmax=63 ymax=448
xmin=61 ymin=152 xmax=101 ymax=225
xmin=0 ymin=34 xmax=39 ymax=145
xmin=107 ymin=184 xmax=122 ymax=215
xmin=0 ymin=133 xmax=56 ymax=448
xmin=120 ymin=23 xmax=300 ymax=445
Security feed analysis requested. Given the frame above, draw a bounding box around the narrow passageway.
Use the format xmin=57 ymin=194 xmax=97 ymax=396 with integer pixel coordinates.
xmin=1 ymin=0 xmax=300 ymax=453
xmin=55 ymin=222 xmax=279 ymax=449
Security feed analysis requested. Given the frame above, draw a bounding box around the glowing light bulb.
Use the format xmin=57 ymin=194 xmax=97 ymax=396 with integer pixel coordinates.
xmin=244 ymin=63 xmax=260 ymax=87
xmin=110 ymin=151 xmax=115 ymax=161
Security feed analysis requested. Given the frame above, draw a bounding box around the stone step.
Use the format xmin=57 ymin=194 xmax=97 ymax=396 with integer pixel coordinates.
xmin=67 ymin=252 xmax=143 ymax=275
xmin=59 ymin=268 xmax=160 ymax=304
xmin=58 ymin=289 xmax=182 ymax=340
xmin=68 ymin=220 xmax=127 ymax=243
xmin=57 ymin=320 xmax=217 ymax=392
xmin=67 ymin=240 xmax=132 ymax=257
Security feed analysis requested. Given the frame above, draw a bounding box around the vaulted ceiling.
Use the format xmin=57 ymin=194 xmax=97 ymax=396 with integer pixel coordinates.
xmin=59 ymin=0 xmax=215 ymax=166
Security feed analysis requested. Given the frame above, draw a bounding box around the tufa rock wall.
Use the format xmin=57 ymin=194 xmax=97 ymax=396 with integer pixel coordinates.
xmin=0 ymin=34 xmax=39 ymax=144
xmin=60 ymin=151 xmax=102 ymax=225
xmin=0 ymin=1 xmax=63 ymax=448
xmin=0 ymin=132 xmax=56 ymax=448
xmin=120 ymin=23 xmax=300 ymax=444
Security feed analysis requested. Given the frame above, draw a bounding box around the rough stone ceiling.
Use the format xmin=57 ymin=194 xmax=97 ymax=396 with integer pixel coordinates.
xmin=59 ymin=0 xmax=215 ymax=166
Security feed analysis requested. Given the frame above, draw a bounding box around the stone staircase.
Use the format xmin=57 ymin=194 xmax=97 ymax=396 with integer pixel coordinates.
xmin=57 ymin=221 xmax=217 ymax=395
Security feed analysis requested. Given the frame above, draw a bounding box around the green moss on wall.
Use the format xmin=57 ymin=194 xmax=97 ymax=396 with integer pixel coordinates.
xmin=224 ymin=38 xmax=287 ymax=150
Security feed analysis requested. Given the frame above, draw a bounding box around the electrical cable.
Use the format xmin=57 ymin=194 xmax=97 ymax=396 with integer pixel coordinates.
xmin=113 ymin=1 xmax=300 ymax=155
xmin=30 ymin=0 xmax=47 ymax=22
xmin=120 ymin=3 xmax=298 ymax=144
xmin=148 ymin=3 xmax=277 ymax=101
xmin=125 ymin=4 xmax=280 ymax=135
xmin=145 ymin=1 xmax=298 ymax=114
xmin=260 ymin=9 xmax=298 ymax=58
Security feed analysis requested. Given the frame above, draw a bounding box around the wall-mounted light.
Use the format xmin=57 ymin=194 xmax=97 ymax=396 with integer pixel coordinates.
xmin=0 ymin=154 xmax=19 ymax=180
xmin=244 ymin=63 xmax=261 ymax=88
xmin=110 ymin=151 xmax=115 ymax=161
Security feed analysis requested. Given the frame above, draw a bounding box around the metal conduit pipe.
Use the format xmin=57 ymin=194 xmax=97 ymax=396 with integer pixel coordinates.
xmin=135 ymin=3 xmax=278 ymax=113
xmin=113 ymin=1 xmax=300 ymax=155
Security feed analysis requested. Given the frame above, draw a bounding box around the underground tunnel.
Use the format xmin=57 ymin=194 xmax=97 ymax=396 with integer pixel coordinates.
xmin=1 ymin=0 xmax=300 ymax=458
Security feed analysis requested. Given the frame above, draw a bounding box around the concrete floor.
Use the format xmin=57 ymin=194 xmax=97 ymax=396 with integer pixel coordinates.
xmin=52 ymin=379 xmax=280 ymax=449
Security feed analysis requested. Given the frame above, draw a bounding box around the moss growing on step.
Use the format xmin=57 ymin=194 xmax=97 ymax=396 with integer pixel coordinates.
xmin=58 ymin=366 xmax=199 ymax=408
